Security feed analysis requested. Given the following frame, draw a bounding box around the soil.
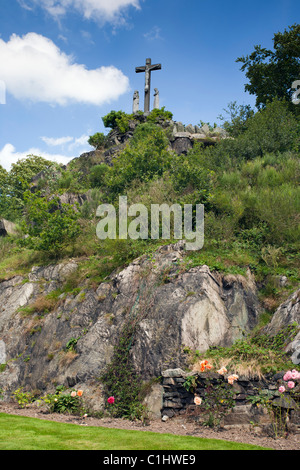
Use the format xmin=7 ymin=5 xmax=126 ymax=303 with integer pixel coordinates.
xmin=0 ymin=403 xmax=299 ymax=450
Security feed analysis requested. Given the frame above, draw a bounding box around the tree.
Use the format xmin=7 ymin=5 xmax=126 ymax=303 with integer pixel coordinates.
xmin=218 ymin=101 xmax=254 ymax=137
xmin=236 ymin=24 xmax=300 ymax=110
xmin=0 ymin=155 xmax=54 ymax=221
xmin=102 ymin=110 xmax=130 ymax=130
xmin=88 ymin=132 xmax=105 ymax=149
xmin=21 ymin=191 xmax=80 ymax=258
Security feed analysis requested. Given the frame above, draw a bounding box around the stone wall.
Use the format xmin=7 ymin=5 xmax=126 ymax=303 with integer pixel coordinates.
xmin=161 ymin=368 xmax=300 ymax=433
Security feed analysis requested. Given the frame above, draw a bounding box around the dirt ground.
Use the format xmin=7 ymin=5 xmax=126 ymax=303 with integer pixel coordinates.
xmin=1 ymin=403 xmax=299 ymax=450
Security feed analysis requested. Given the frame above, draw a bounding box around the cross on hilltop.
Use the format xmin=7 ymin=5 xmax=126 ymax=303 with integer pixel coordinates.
xmin=135 ymin=58 xmax=161 ymax=113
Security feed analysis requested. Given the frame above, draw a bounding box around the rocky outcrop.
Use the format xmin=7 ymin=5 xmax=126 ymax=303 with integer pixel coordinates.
xmin=263 ymin=289 xmax=300 ymax=365
xmin=0 ymin=243 xmax=261 ymax=411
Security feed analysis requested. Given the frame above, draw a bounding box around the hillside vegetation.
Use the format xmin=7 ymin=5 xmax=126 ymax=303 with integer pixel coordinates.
xmin=0 ymin=99 xmax=299 ymax=318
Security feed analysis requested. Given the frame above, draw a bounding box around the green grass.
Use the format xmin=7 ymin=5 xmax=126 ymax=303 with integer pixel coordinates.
xmin=0 ymin=414 xmax=271 ymax=450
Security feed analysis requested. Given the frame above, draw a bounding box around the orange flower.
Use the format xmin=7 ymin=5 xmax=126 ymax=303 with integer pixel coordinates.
xmin=200 ymin=360 xmax=212 ymax=372
xmin=77 ymin=390 xmax=83 ymax=397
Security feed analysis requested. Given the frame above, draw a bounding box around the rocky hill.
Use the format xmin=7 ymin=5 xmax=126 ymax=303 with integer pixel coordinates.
xmin=0 ymin=103 xmax=299 ymax=422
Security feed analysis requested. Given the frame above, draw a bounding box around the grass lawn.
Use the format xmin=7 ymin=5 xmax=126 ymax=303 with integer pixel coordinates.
xmin=0 ymin=413 xmax=271 ymax=450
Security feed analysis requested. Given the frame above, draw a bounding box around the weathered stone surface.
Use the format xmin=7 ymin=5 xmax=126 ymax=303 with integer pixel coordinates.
xmin=263 ymin=289 xmax=300 ymax=364
xmin=0 ymin=219 xmax=17 ymax=237
xmin=0 ymin=243 xmax=263 ymax=412
xmin=162 ymin=369 xmax=187 ymax=378
xmin=171 ymin=137 xmax=193 ymax=154
xmin=264 ymin=289 xmax=300 ymax=335
xmin=58 ymin=192 xmax=92 ymax=209
xmin=185 ymin=124 xmax=195 ymax=134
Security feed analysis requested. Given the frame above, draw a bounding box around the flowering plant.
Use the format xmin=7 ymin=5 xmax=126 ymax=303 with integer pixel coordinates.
xmin=278 ymin=369 xmax=300 ymax=394
xmin=199 ymin=360 xmax=213 ymax=372
xmin=227 ymin=374 xmax=239 ymax=385
xmin=43 ymin=388 xmax=84 ymax=414
xmin=107 ymin=396 xmax=115 ymax=404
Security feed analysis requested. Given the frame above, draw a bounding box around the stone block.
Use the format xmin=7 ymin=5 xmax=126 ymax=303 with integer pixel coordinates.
xmin=0 ymin=219 xmax=17 ymax=237
xmin=162 ymin=368 xmax=186 ymax=378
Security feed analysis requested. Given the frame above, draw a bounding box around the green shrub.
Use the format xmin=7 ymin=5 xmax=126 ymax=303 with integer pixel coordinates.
xmin=21 ymin=191 xmax=81 ymax=258
xmin=102 ymin=110 xmax=134 ymax=133
xmin=88 ymin=132 xmax=106 ymax=149
xmin=106 ymin=123 xmax=173 ymax=198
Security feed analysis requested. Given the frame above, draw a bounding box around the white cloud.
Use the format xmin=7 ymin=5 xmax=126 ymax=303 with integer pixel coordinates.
xmin=20 ymin=0 xmax=141 ymax=24
xmin=0 ymin=33 xmax=130 ymax=105
xmin=0 ymin=143 xmax=75 ymax=171
xmin=41 ymin=136 xmax=74 ymax=146
xmin=144 ymin=26 xmax=163 ymax=42
xmin=41 ymin=133 xmax=90 ymax=150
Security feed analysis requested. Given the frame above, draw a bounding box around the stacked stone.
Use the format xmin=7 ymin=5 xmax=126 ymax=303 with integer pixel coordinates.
xmin=161 ymin=368 xmax=300 ymax=432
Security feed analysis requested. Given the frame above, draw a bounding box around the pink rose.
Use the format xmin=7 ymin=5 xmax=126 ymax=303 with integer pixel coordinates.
xmin=291 ymin=370 xmax=300 ymax=380
xmin=107 ymin=396 xmax=115 ymax=404
xmin=287 ymin=381 xmax=295 ymax=389
xmin=278 ymin=386 xmax=285 ymax=393
xmin=283 ymin=371 xmax=292 ymax=381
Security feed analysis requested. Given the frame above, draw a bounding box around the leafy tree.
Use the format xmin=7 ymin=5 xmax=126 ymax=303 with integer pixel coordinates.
xmin=236 ymin=24 xmax=300 ymax=110
xmin=88 ymin=132 xmax=106 ymax=149
xmin=102 ymin=110 xmax=133 ymax=133
xmin=146 ymin=107 xmax=173 ymax=123
xmin=218 ymin=101 xmax=254 ymax=137
xmin=0 ymin=155 xmax=55 ymax=221
xmin=9 ymin=155 xmax=53 ymax=200
xmin=21 ymin=191 xmax=80 ymax=258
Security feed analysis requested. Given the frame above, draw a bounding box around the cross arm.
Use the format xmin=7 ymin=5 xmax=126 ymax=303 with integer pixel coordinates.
xmin=135 ymin=66 xmax=146 ymax=73
xmin=149 ymin=64 xmax=162 ymax=71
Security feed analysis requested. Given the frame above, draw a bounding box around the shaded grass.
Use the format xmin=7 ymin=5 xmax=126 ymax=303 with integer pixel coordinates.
xmin=0 ymin=414 xmax=271 ymax=450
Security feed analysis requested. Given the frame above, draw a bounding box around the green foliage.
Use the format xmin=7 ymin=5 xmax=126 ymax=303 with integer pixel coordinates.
xmin=106 ymin=123 xmax=173 ymax=198
xmin=65 ymin=337 xmax=80 ymax=352
xmin=42 ymin=387 xmax=84 ymax=415
xmin=20 ymin=191 xmax=80 ymax=258
xmin=102 ymin=110 xmax=134 ymax=133
xmin=201 ymin=380 xmax=235 ymax=428
xmin=205 ymin=323 xmax=299 ymax=374
xmin=88 ymin=132 xmax=106 ymax=149
xmin=12 ymin=387 xmax=35 ymax=408
xmin=236 ymin=24 xmax=300 ymax=110
xmin=218 ymin=101 xmax=255 ymax=137
xmin=146 ymin=107 xmax=173 ymax=123
xmin=170 ymin=152 xmax=214 ymax=204
xmin=89 ymin=164 xmax=111 ymax=188
xmin=100 ymin=322 xmax=147 ymax=420
xmin=183 ymin=375 xmax=197 ymax=393
xmin=0 ymin=155 xmax=54 ymax=221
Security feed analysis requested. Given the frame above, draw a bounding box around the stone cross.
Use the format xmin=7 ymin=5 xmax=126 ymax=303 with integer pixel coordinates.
xmin=135 ymin=58 xmax=161 ymax=113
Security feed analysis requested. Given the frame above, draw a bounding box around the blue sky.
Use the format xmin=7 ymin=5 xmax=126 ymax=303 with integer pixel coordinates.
xmin=0 ymin=0 xmax=299 ymax=170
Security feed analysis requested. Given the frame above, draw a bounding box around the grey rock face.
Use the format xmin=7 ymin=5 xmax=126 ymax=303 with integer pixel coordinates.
xmin=0 ymin=245 xmax=262 ymax=409
xmin=263 ymin=289 xmax=300 ymax=364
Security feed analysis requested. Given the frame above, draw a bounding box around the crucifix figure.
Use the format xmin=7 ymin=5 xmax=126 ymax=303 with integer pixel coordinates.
xmin=135 ymin=58 xmax=161 ymax=113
